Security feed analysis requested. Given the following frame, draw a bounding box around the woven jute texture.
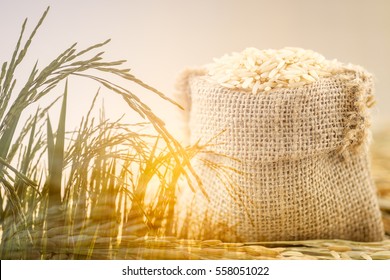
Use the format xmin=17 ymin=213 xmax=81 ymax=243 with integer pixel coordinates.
xmin=176 ymin=65 xmax=384 ymax=242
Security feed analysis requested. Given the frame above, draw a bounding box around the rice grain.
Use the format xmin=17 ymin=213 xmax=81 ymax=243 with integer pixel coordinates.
xmin=206 ymin=47 xmax=339 ymax=93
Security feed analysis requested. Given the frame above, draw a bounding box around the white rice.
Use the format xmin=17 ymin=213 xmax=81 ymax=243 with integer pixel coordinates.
xmin=206 ymin=47 xmax=340 ymax=94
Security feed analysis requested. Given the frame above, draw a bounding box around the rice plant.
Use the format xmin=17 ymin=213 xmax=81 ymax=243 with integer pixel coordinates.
xmin=0 ymin=7 xmax=218 ymax=260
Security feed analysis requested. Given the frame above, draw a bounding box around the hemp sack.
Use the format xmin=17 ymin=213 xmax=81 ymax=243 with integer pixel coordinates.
xmin=176 ymin=65 xmax=384 ymax=242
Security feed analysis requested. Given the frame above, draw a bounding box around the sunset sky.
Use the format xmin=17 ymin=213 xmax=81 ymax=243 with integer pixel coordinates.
xmin=1 ymin=0 xmax=389 ymax=140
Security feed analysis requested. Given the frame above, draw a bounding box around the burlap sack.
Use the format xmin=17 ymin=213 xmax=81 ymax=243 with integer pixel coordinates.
xmin=176 ymin=65 xmax=384 ymax=242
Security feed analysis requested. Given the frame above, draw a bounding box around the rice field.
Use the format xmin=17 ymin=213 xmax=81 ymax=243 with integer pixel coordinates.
xmin=1 ymin=8 xmax=389 ymax=260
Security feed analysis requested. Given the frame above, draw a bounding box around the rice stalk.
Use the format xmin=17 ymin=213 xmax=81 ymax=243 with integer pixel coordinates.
xmin=45 ymin=81 xmax=67 ymax=247
xmin=0 ymin=7 xmax=239 ymax=260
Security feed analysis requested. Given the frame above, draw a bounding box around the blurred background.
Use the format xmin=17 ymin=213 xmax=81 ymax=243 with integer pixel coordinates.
xmin=1 ymin=0 xmax=389 ymax=140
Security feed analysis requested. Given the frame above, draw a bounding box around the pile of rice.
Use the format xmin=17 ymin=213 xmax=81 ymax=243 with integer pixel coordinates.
xmin=206 ymin=47 xmax=340 ymax=94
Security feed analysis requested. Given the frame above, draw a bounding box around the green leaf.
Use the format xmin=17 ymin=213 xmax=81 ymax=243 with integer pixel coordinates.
xmin=47 ymin=80 xmax=67 ymax=205
xmin=46 ymin=115 xmax=54 ymax=173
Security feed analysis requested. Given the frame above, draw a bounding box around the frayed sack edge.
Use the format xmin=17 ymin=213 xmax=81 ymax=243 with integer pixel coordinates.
xmin=334 ymin=64 xmax=375 ymax=159
xmin=174 ymin=68 xmax=207 ymax=145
